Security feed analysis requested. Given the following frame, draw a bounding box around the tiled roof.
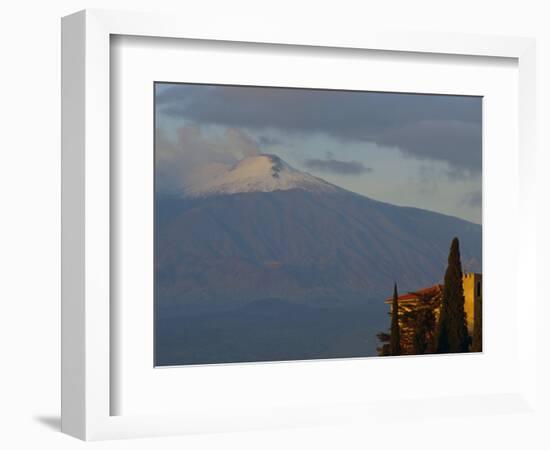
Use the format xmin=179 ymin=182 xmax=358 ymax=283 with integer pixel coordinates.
xmin=385 ymin=284 xmax=443 ymax=303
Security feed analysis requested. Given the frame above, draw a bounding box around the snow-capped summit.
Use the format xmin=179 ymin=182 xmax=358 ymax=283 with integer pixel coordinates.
xmin=182 ymin=154 xmax=339 ymax=198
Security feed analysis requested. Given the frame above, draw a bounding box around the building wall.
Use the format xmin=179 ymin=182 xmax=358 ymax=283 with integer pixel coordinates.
xmin=463 ymin=273 xmax=482 ymax=334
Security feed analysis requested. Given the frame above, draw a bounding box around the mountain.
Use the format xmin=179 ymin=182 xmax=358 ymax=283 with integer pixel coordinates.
xmin=181 ymin=153 xmax=338 ymax=197
xmin=156 ymin=154 xmax=482 ymax=313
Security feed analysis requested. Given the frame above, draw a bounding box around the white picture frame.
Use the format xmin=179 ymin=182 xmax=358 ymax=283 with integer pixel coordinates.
xmin=61 ymin=9 xmax=537 ymax=441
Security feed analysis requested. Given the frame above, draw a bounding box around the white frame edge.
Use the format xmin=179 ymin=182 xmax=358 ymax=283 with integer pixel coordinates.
xmin=61 ymin=10 xmax=86 ymax=440
xmin=61 ymin=9 xmax=537 ymax=441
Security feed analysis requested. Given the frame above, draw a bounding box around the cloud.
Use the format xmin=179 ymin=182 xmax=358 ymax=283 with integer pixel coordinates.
xmin=461 ymin=190 xmax=482 ymax=208
xmin=258 ymin=135 xmax=283 ymax=147
xmin=156 ymin=84 xmax=482 ymax=173
xmin=304 ymin=157 xmax=372 ymax=176
xmin=225 ymin=128 xmax=260 ymax=157
xmin=155 ymin=125 xmax=261 ymax=193
xmin=376 ymin=120 xmax=482 ymax=176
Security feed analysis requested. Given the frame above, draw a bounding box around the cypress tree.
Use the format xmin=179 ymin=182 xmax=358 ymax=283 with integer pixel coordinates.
xmin=472 ymin=291 xmax=483 ymax=352
xmin=390 ymin=283 xmax=401 ymax=356
xmin=436 ymin=237 xmax=469 ymax=353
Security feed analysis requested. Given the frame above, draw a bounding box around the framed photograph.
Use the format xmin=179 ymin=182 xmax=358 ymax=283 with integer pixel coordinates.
xmin=61 ymin=9 xmax=537 ymax=440
xmin=153 ymin=81 xmax=483 ymax=366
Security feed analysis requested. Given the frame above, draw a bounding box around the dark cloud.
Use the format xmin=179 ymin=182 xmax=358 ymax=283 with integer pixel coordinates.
xmin=258 ymin=135 xmax=283 ymax=147
xmin=377 ymin=119 xmax=481 ymax=175
xmin=461 ymin=190 xmax=482 ymax=207
xmin=304 ymin=158 xmax=372 ymax=176
xmin=156 ymin=84 xmax=482 ymax=173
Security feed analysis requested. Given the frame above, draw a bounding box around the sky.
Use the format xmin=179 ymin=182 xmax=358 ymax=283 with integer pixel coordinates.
xmin=155 ymin=83 xmax=482 ymax=224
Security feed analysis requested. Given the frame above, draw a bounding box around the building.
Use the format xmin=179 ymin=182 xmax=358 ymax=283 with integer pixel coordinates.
xmin=385 ymin=273 xmax=482 ymax=354
xmin=462 ymin=272 xmax=482 ymax=334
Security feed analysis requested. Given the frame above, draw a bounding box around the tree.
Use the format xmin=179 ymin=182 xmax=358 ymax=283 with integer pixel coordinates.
xmin=471 ymin=292 xmax=483 ymax=352
xmin=411 ymin=306 xmax=436 ymax=355
xmin=390 ymin=283 xmax=401 ymax=356
xmin=399 ymin=290 xmax=438 ymax=355
xmin=436 ymin=237 xmax=469 ymax=353
xmin=376 ymin=332 xmax=391 ymax=356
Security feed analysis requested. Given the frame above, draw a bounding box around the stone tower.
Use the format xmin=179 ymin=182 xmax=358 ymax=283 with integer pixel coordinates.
xmin=462 ymin=272 xmax=482 ymax=335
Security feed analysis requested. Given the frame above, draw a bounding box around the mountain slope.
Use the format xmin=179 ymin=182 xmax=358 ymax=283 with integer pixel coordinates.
xmin=156 ymin=156 xmax=481 ymax=311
